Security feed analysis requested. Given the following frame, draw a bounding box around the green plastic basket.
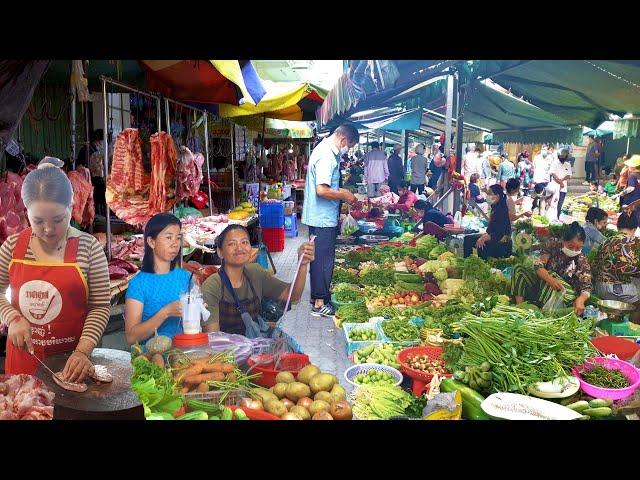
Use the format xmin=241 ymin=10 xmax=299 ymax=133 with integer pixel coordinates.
xmin=331 ymin=294 xmax=365 ymax=310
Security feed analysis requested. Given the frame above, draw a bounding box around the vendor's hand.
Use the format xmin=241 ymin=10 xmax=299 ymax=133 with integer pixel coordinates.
xmin=574 ymin=298 xmax=586 ymax=317
xmin=546 ymin=277 xmax=564 ymax=292
xmin=62 ymin=350 xmax=94 ymax=383
xmin=298 ymin=242 xmax=315 ymax=266
xmin=341 ymin=189 xmax=357 ymax=204
xmin=476 ymin=234 xmax=489 ymax=249
xmin=8 ymin=316 xmax=33 ymax=354
xmin=163 ymin=300 xmax=183 ymax=319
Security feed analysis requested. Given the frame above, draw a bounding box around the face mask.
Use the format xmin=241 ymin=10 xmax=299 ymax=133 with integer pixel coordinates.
xmin=562 ymin=247 xmax=581 ymax=257
xmin=340 ymin=145 xmax=349 ymax=155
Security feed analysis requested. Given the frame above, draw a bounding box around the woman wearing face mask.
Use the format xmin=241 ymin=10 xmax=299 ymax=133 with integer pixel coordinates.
xmin=512 ymin=222 xmax=592 ymax=316
xmin=582 ymin=207 xmax=609 ymax=254
xmin=201 ymin=225 xmax=314 ymax=335
xmin=592 ymin=211 xmax=640 ymax=305
xmin=0 ymin=167 xmax=110 ymax=382
xmin=124 ymin=213 xmax=191 ymax=346
xmin=473 ymin=184 xmax=513 ymax=260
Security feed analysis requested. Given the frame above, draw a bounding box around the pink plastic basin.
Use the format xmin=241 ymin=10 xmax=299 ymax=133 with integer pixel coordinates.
xmin=572 ymin=357 xmax=640 ymax=401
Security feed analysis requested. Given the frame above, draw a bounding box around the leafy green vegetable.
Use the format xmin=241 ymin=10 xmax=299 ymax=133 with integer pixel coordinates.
xmin=336 ymin=303 xmax=370 ymax=323
xmin=131 ymin=356 xmax=183 ymax=418
xmin=360 ymin=268 xmax=396 ymax=287
xmin=381 ymin=317 xmax=420 ymax=342
xmin=332 ymin=267 xmax=359 ymax=285
xmin=333 ymin=284 xmax=362 ymax=303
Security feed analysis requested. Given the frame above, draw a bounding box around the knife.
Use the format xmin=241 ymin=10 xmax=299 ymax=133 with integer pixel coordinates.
xmin=28 ymin=350 xmax=61 ymax=381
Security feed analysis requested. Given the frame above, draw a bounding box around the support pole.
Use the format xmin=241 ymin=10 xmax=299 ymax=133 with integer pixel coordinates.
xmin=231 ymin=120 xmax=236 ymax=207
xmin=454 ymin=73 xmax=464 ymax=213
xmin=443 ymin=73 xmax=455 ymax=214
xmin=403 ymin=129 xmax=409 ymax=174
xmin=102 ymin=78 xmax=111 ymax=260
xmin=366 ymin=132 xmax=369 ymax=152
xmin=204 ymin=112 xmax=213 ymax=216
xmin=164 ymin=98 xmax=171 ymax=135
xmin=70 ymin=69 xmax=76 ymax=169
xmin=626 ymin=136 xmax=630 ymax=155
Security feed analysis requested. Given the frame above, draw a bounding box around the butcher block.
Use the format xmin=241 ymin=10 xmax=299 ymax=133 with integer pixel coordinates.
xmin=36 ymin=348 xmax=143 ymax=420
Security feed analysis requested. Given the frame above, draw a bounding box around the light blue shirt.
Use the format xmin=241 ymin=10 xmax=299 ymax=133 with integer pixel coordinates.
xmin=302 ymin=138 xmax=341 ymax=228
xmin=497 ymin=160 xmax=516 ymax=182
xmin=126 ymin=267 xmax=192 ymax=345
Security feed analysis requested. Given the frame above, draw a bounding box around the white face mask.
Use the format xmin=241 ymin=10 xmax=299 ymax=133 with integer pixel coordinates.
xmin=562 ymin=247 xmax=581 ymax=257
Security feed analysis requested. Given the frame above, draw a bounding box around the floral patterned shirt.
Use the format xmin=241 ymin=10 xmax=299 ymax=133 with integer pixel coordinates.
xmin=592 ymin=235 xmax=640 ymax=284
xmin=535 ymin=239 xmax=592 ymax=294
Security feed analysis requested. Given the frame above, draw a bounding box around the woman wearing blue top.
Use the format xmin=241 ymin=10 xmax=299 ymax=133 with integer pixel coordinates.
xmin=475 ymin=184 xmax=513 ymax=260
xmin=124 ymin=213 xmax=191 ymax=346
xmin=497 ymin=154 xmax=517 ymax=190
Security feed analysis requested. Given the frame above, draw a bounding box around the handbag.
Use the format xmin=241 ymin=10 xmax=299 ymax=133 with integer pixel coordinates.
xmin=218 ymin=268 xmax=270 ymax=339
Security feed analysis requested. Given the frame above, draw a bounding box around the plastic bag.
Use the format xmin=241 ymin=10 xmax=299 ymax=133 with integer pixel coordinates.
xmin=341 ymin=213 xmax=359 ymax=236
xmin=542 ymin=289 xmax=566 ymax=314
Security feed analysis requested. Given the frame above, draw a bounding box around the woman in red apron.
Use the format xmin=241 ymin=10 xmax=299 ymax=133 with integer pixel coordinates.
xmin=0 ymin=164 xmax=109 ymax=382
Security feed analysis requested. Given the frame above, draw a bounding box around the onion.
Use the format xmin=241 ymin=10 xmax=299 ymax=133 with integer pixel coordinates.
xmin=329 ymin=401 xmax=353 ymax=420
xmin=240 ymin=398 xmax=264 ymax=411
xmin=312 ymin=411 xmax=334 ymax=420
xmin=281 ymin=398 xmax=295 ymax=411
xmin=281 ymin=412 xmax=303 ymax=420
xmin=297 ymin=397 xmax=313 ymax=409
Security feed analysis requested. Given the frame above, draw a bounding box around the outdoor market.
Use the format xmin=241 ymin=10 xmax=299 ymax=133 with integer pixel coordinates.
xmin=0 ymin=60 xmax=639 ymax=421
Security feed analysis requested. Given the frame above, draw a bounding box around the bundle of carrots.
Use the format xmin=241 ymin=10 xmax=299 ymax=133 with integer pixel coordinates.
xmin=167 ymin=351 xmax=259 ymax=396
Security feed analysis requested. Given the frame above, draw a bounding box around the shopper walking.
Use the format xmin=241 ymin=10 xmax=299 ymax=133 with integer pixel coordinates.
xmin=410 ymin=144 xmax=428 ymax=195
xmin=584 ymin=135 xmax=601 ymax=185
xmin=302 ymin=124 xmax=359 ymax=318
xmin=387 ymin=144 xmax=404 ymax=195
xmin=533 ymin=147 xmax=552 ymax=188
xmin=550 ymin=148 xmax=573 ymax=217
xmin=462 ymin=144 xmax=481 ymax=185
xmin=497 ymin=153 xmax=517 ymax=190
xmin=363 ymin=141 xmax=388 ymax=198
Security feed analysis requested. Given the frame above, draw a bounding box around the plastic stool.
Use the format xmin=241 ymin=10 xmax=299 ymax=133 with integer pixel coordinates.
xmin=284 ymin=214 xmax=298 ymax=238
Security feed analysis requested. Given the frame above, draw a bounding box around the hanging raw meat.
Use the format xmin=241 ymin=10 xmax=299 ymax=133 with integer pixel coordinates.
xmin=108 ymin=128 xmax=148 ymax=196
xmin=67 ymin=166 xmax=95 ymax=228
xmin=176 ymin=146 xmax=204 ymax=202
xmin=0 ymin=172 xmax=29 ymax=245
xmin=148 ymin=132 xmax=177 ymax=214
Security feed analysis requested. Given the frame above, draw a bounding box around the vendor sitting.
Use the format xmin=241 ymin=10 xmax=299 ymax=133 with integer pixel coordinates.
xmin=369 ymin=184 xmax=399 ymax=207
xmin=582 ymin=207 xmax=609 ymax=254
xmin=512 ymin=222 xmax=592 ymax=316
xmin=592 ymin=211 xmax=640 ymax=305
xmin=468 ymin=173 xmax=487 ymax=213
xmin=413 ymin=200 xmax=452 ymax=229
xmin=124 ymin=213 xmax=192 ymax=346
xmin=388 ymin=181 xmax=418 ymax=213
xmin=474 ymin=184 xmax=513 ymax=260
xmin=201 ymin=225 xmax=314 ymax=335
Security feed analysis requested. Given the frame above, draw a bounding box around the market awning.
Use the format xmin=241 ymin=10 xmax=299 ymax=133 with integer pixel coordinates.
xmin=219 ymin=81 xmax=326 ymax=121
xmin=349 ymin=107 xmax=423 ymax=132
xmin=140 ymin=60 xmax=267 ymax=106
xmin=476 ymin=60 xmax=640 ymax=129
xmin=233 ymin=116 xmax=315 ymax=138
xmin=613 ymin=117 xmax=640 ymax=140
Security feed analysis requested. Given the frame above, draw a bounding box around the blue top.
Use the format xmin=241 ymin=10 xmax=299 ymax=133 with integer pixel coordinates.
xmin=302 ymin=137 xmax=341 ymax=228
xmin=497 ymin=160 xmax=516 ymax=182
xmin=469 ymin=183 xmax=485 ymax=203
xmin=126 ymin=267 xmax=192 ymax=345
xmin=624 ymin=173 xmax=640 ymax=205
xmin=423 ymin=208 xmax=451 ymax=228
xmin=427 ymin=158 xmax=443 ymax=189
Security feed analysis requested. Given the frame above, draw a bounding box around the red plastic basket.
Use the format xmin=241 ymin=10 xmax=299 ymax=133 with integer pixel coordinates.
xmin=246 ymin=353 xmax=310 ymax=388
xmin=262 ymin=227 xmax=285 ymax=252
xmin=397 ymin=346 xmax=452 ymax=396
xmin=590 ymin=336 xmax=640 ymax=361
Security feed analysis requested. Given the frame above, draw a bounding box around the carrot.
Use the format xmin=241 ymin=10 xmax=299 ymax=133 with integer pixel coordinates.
xmin=183 ymin=372 xmax=224 ymax=385
xmin=196 ymin=382 xmax=209 ymax=393
xmin=181 ymin=386 xmax=191 ymax=394
xmin=201 ymin=363 xmax=224 ymax=373
xmin=175 ymin=364 xmax=204 ymax=384
xmin=225 ymin=373 xmax=237 ymax=382
xmin=221 ymin=363 xmax=234 ymax=374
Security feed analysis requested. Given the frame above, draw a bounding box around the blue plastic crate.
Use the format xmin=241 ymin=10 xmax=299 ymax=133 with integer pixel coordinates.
xmin=342 ymin=322 xmax=383 ymax=356
xmin=259 ymin=201 xmax=284 ymax=228
xmin=284 ymin=213 xmax=297 ymax=238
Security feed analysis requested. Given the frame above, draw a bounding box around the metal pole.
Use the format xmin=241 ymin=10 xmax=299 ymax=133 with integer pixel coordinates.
xmin=432 ymin=187 xmax=453 ymax=209
xmin=626 ymin=136 xmax=630 ymax=155
xmin=366 ymin=132 xmax=369 ymax=152
xmin=204 ymin=112 xmax=213 ymax=216
xmin=102 ymin=78 xmax=111 ymax=260
xmin=444 ymin=74 xmax=454 ymax=157
xmin=403 ymin=129 xmax=409 ymax=174
xmin=454 ymin=73 xmax=464 ymax=214
xmin=164 ymin=98 xmax=171 ymax=136
xmin=70 ymin=68 xmax=76 ymax=169
xmin=231 ymin=121 xmax=236 ymax=207
xmin=156 ymin=98 xmax=161 ymax=133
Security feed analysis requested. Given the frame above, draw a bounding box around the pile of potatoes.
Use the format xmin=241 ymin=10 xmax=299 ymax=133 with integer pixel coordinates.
xmin=250 ymin=364 xmax=353 ymax=420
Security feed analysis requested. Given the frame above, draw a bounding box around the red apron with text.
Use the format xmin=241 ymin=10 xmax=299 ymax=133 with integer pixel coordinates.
xmin=5 ymin=228 xmax=89 ymax=374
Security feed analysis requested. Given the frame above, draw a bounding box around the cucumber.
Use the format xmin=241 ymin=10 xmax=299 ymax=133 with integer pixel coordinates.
xmin=221 ymin=407 xmax=233 ymax=421
xmin=177 ymin=411 xmax=209 ymax=420
xmin=187 ymin=399 xmax=224 ymax=415
xmin=588 ymin=398 xmax=613 ymax=409
xmin=208 ymin=415 xmax=220 ymax=420
xmin=234 ymin=408 xmax=250 ymax=420
xmin=582 ymin=407 xmax=612 ymax=418
xmin=566 ymin=400 xmax=590 ymax=412
xmin=576 ymin=415 xmax=591 ymax=420
xmin=440 ymin=378 xmax=491 ymax=421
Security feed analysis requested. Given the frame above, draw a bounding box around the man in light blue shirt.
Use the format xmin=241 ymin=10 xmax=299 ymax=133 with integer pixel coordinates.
xmin=302 ymin=124 xmax=359 ymax=317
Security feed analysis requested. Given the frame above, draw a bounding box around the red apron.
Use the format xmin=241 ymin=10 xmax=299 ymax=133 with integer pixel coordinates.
xmin=5 ymin=228 xmax=89 ymax=375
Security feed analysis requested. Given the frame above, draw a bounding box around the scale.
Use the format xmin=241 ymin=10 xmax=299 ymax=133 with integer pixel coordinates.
xmin=596 ymin=300 xmax=638 ymax=337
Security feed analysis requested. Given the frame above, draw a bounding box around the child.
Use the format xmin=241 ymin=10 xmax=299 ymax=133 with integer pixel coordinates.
xmin=604 ymin=173 xmax=618 ymax=197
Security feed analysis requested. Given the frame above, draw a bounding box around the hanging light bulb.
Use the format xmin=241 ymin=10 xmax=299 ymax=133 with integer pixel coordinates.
xmin=288 ymin=143 xmax=294 ymax=154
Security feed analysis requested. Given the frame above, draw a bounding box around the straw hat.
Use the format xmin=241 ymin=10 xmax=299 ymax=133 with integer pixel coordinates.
xmin=624 ymin=155 xmax=640 ymax=169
